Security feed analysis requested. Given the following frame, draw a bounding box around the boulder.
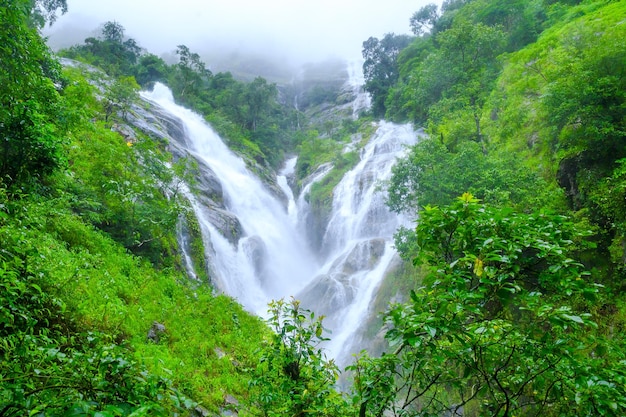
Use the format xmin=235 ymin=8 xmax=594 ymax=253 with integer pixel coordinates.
xmin=241 ymin=236 xmax=267 ymax=278
xmin=147 ymin=321 xmax=166 ymax=343
xmin=204 ymin=207 xmax=244 ymax=246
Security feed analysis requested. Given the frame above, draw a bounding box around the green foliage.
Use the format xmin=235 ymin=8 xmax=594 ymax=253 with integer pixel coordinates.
xmin=299 ymin=85 xmax=341 ymax=109
xmin=307 ymin=151 xmax=359 ymax=231
xmin=484 ymin=0 xmax=626 ymax=275
xmin=539 ymin=3 xmax=626 ymax=162
xmin=410 ymin=19 xmax=506 ymax=132
xmin=60 ymin=21 xmax=141 ymax=77
xmin=409 ymin=4 xmax=439 ymax=36
xmin=0 ymin=194 xmax=195 ymax=416
xmin=168 ymin=44 xmax=212 ymax=102
xmin=295 ymin=132 xmax=340 ymax=180
xmin=60 ymin=124 xmax=178 ymax=264
xmin=0 ymin=185 xmax=267 ymax=413
xmin=247 ymin=298 xmax=350 ymax=416
xmin=0 ymin=0 xmax=67 ymax=191
xmin=386 ymin=137 xmax=559 ymax=215
xmin=375 ymin=0 xmax=626 ymax=287
xmin=355 ymin=194 xmax=626 ymax=416
xmin=381 ymin=0 xmax=556 ymax=128
xmin=134 ymin=54 xmax=169 ymax=86
xmin=362 ymin=33 xmax=414 ymax=117
xmin=463 ymin=0 xmax=547 ymax=51
xmin=28 ymin=0 xmax=67 ymax=27
xmin=103 ymin=76 xmax=140 ymax=121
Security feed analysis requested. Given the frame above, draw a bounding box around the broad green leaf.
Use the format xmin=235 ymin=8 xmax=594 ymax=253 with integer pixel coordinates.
xmin=562 ymin=314 xmax=584 ymax=324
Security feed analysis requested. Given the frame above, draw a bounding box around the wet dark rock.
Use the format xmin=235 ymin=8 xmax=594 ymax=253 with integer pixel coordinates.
xmin=221 ymin=394 xmax=239 ymax=417
xmin=557 ymin=155 xmax=582 ymax=209
xmin=204 ymin=207 xmax=244 ymax=246
xmin=147 ymin=321 xmax=166 ymax=343
xmin=241 ymin=236 xmax=268 ymax=278
xmin=298 ymin=238 xmax=387 ymax=325
xmin=224 ymin=395 xmax=239 ymax=407
xmin=192 ymin=405 xmax=210 ymax=417
xmin=337 ymin=238 xmax=385 ymax=274
xmin=192 ymin=158 xmax=225 ymax=207
xmin=299 ymin=272 xmax=357 ymax=317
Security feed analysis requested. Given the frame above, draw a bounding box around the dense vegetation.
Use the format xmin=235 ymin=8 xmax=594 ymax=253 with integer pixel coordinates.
xmin=356 ymin=0 xmax=626 ymax=414
xmin=1 ymin=1 xmax=268 ymax=414
xmin=3 ymin=0 xmax=626 ymax=415
xmin=60 ymin=22 xmax=301 ymax=169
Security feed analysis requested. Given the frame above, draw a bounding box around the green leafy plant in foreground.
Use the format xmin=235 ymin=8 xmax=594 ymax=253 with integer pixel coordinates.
xmin=0 ymin=0 xmax=67 ymax=192
xmin=352 ymin=194 xmax=626 ymax=416
xmin=247 ymin=298 xmax=350 ymax=417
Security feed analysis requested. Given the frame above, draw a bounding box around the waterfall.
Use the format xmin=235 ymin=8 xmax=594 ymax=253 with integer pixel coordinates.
xmin=141 ymin=84 xmax=317 ymax=314
xmin=345 ymin=60 xmax=371 ymax=119
xmin=139 ymin=79 xmax=418 ymax=365
xmin=276 ymin=156 xmax=298 ymax=225
xmin=297 ymin=121 xmax=417 ymax=363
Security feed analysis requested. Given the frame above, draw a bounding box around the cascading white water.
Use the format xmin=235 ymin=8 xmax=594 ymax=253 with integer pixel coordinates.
xmin=298 ymin=121 xmax=417 ymax=363
xmin=276 ymin=156 xmax=298 ymax=224
xmin=140 ymin=73 xmax=418 ymax=365
xmin=141 ymin=84 xmax=317 ymax=314
xmin=345 ymin=60 xmax=372 ymax=119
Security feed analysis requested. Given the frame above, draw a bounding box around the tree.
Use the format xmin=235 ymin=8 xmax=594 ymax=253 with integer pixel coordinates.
xmin=428 ymin=20 xmax=505 ymax=144
xmin=472 ymin=0 xmax=547 ymax=50
xmin=60 ymin=21 xmax=141 ymax=76
xmin=245 ymin=77 xmax=277 ymax=131
xmin=352 ymin=194 xmax=626 ymax=416
xmin=29 ymin=0 xmax=67 ymax=27
xmin=103 ymin=76 xmax=140 ymax=122
xmin=410 ymin=4 xmax=439 ymax=36
xmin=385 ymin=138 xmax=554 ymax=216
xmin=168 ymin=45 xmax=212 ymax=102
xmin=362 ymin=33 xmax=413 ymax=117
xmin=0 ymin=0 xmax=66 ymax=191
xmin=101 ymin=20 xmax=125 ymax=43
xmin=134 ymin=54 xmax=169 ymax=86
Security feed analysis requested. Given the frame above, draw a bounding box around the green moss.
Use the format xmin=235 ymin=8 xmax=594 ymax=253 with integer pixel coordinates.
xmin=180 ymin=204 xmax=210 ymax=284
xmin=308 ymin=151 xmax=359 ymax=226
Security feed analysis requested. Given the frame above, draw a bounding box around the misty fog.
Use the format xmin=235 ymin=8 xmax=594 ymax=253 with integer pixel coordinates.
xmin=45 ymin=0 xmax=439 ymax=80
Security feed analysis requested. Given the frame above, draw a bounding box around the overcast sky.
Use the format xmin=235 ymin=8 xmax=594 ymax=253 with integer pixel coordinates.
xmin=48 ymin=0 xmax=440 ymax=66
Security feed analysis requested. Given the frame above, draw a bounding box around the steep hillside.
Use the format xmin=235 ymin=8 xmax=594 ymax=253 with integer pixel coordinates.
xmin=4 ymin=0 xmax=626 ymax=415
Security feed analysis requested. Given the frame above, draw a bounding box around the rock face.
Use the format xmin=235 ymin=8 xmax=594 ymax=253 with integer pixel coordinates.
xmin=147 ymin=321 xmax=166 ymax=343
xmin=298 ymin=238 xmax=386 ymax=318
xmin=241 ymin=236 xmax=268 ymax=279
xmin=192 ymin=158 xmax=225 ymax=206
xmin=128 ymin=95 xmax=249 ymax=249
xmin=557 ymin=155 xmax=582 ymax=209
xmin=205 ymin=207 xmax=244 ymax=246
xmin=296 ymin=163 xmax=334 ymax=256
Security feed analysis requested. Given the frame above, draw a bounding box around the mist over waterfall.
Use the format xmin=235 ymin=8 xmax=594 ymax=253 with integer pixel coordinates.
xmin=140 ymin=72 xmax=418 ymax=363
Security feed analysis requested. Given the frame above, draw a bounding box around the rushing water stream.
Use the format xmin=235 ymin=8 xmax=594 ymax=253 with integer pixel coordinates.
xmin=141 ymin=72 xmax=417 ymax=364
xmin=142 ymin=85 xmax=317 ymax=313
